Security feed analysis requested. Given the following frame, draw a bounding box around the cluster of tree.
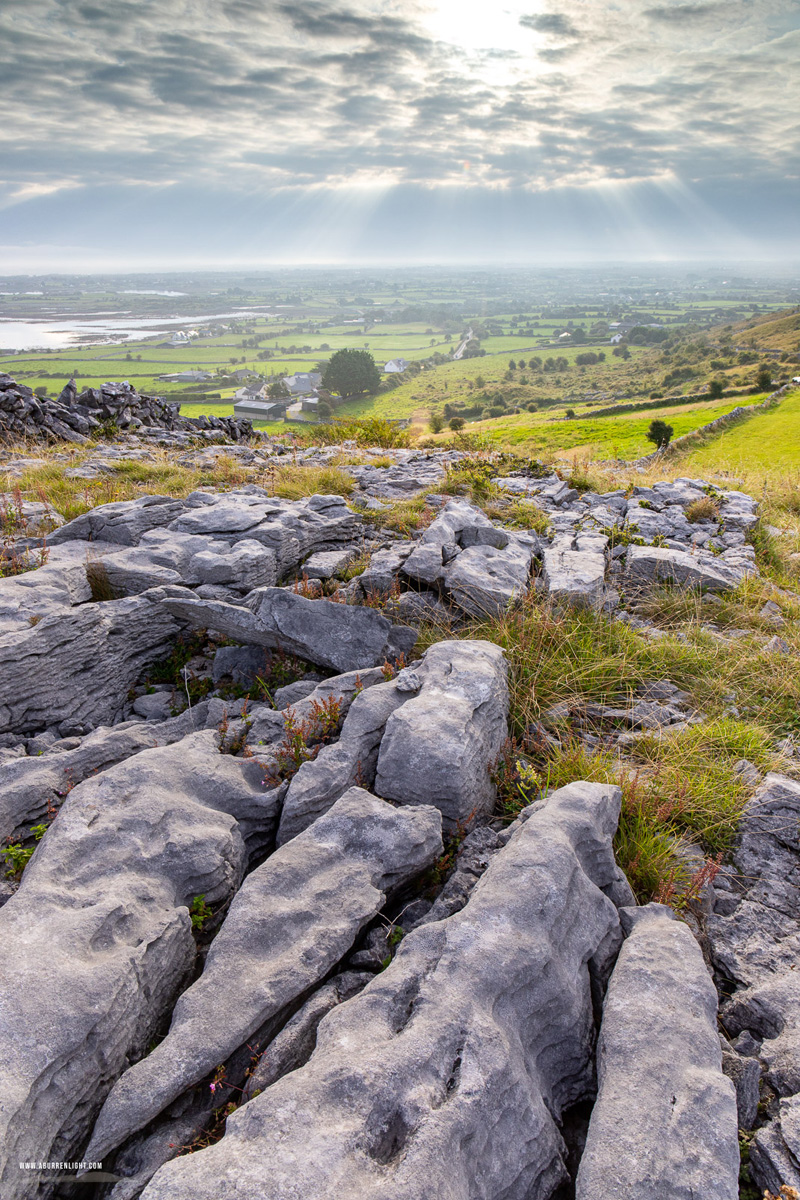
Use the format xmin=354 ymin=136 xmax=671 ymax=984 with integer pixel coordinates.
xmin=575 ymin=351 xmax=606 ymax=366
xmin=626 ymin=326 xmax=668 ymax=345
xmin=663 ymin=365 xmax=698 ymax=387
xmin=542 ymin=356 xmax=570 ymax=373
xmin=461 ymin=339 xmax=486 ymax=359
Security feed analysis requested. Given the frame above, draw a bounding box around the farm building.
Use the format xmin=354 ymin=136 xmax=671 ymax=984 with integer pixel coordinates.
xmin=232 ymin=398 xmax=287 ymax=422
xmin=284 ymin=372 xmax=322 ymax=396
xmin=384 ymin=358 xmax=409 ymax=373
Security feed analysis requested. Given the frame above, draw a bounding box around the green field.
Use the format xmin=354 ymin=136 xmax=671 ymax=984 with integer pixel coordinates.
xmin=429 ymin=396 xmax=766 ymax=460
xmin=677 ymin=387 xmax=800 ymax=481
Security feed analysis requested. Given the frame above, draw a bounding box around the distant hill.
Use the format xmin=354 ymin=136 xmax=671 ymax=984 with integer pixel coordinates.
xmin=729 ymin=306 xmax=800 ymax=352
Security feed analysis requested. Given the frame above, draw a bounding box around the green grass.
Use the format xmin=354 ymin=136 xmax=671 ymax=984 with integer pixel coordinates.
xmin=417 ymin=579 xmax=799 ymax=901
xmin=677 ymin=386 xmax=800 ymax=478
xmin=426 ymin=396 xmax=759 ymax=458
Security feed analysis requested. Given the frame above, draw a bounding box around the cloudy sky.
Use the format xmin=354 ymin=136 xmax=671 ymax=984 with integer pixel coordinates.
xmin=0 ymin=0 xmax=798 ymax=269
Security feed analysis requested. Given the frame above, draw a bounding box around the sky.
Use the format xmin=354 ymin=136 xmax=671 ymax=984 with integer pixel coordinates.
xmin=0 ymin=0 xmax=798 ymax=270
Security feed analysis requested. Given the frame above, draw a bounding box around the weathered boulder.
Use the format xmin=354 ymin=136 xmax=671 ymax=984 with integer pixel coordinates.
xmin=576 ymin=903 xmax=739 ymax=1200
xmin=139 ymin=781 xmax=624 ymax=1200
xmin=374 ymin=639 xmax=509 ymax=830
xmin=542 ymin=532 xmax=608 ymax=610
xmin=85 ymin=789 xmax=443 ymax=1163
xmin=0 ymin=589 xmax=183 ymax=735
xmin=625 ymin=543 xmax=756 ymax=591
xmin=161 ymin=586 xmax=417 ymax=674
xmin=0 ymin=732 xmax=280 ymax=1200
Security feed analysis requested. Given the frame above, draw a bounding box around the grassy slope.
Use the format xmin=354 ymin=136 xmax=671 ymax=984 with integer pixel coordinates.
xmin=426 ymin=396 xmax=763 ymax=459
xmin=731 ymin=307 xmax=800 ymax=351
xmin=676 ymin=386 xmax=800 ymax=484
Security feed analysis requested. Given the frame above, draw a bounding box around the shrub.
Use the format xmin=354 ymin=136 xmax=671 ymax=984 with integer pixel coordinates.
xmin=646 ymin=419 xmax=674 ymax=448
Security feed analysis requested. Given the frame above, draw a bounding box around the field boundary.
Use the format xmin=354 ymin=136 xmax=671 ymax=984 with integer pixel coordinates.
xmin=629 ymin=382 xmax=794 ymax=468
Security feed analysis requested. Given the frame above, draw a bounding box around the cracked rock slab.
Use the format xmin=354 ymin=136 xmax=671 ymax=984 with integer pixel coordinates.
xmin=625 ymin=543 xmax=755 ymax=592
xmin=85 ymin=789 xmax=443 ymax=1163
xmin=139 ymin=780 xmax=624 ymax=1200
xmin=0 ymin=589 xmax=183 ymax=736
xmin=0 ymin=732 xmax=280 ymax=1200
xmin=542 ymin=533 xmax=607 ymax=610
xmin=576 ymin=903 xmax=739 ymax=1200
xmin=374 ymin=638 xmax=509 ymax=830
xmin=161 ymin=586 xmax=417 ymax=674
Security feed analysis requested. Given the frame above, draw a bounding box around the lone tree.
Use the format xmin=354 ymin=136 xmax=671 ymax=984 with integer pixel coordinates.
xmin=429 ymin=413 xmax=444 ymax=433
xmin=322 ymin=349 xmax=381 ymax=398
xmin=448 ymin=416 xmax=465 ymax=431
xmin=756 ymin=365 xmax=773 ymax=392
xmin=646 ymin=419 xmax=674 ymax=449
xmin=707 ymin=378 xmax=725 ymax=400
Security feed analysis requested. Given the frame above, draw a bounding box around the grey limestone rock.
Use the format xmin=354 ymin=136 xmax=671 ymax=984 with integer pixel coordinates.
xmin=374 ymin=638 xmax=509 ymax=830
xmin=625 ymin=543 xmax=756 ymax=591
xmin=0 ymin=732 xmax=280 ymax=1200
xmin=707 ymin=774 xmax=800 ymax=1095
xmin=401 ymin=500 xmax=535 ymax=615
xmin=749 ymin=1096 xmax=800 ymax=1195
xmin=270 ymin=678 xmax=320 ymax=708
xmin=395 ymin=588 xmax=453 ymax=626
xmin=211 ymin=643 xmax=270 ymax=688
xmin=49 ymin=494 xmax=188 ymax=547
xmin=0 ymin=723 xmax=166 ymax=843
xmin=139 ymin=780 xmax=624 ymax=1200
xmin=721 ymin=1048 xmax=761 ymax=1130
xmin=276 ymin=677 xmax=408 ymax=844
xmin=0 ymin=589 xmax=183 ymax=736
xmin=0 ymin=537 xmax=118 ymax=635
xmin=161 ymin=586 xmax=417 ymax=674
xmin=356 ymin=542 xmax=414 ymax=598
xmin=300 ymin=548 xmax=356 ymax=579
xmin=242 ymin=970 xmax=373 ymax=1100
xmin=576 ymin=903 xmax=739 ymax=1200
xmin=542 ymin=532 xmax=608 ymax=610
xmin=85 ymin=789 xmax=443 ymax=1163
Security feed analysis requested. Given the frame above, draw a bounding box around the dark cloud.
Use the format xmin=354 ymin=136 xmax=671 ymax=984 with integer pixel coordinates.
xmin=519 ymin=12 xmax=580 ymax=38
xmin=644 ymin=2 xmax=725 ymax=20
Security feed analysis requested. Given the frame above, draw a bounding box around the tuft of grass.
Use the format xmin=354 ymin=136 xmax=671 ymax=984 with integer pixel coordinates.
xmin=419 ymin=600 xmax=788 ymax=900
xmin=268 ymin=463 xmax=355 ymax=500
xmin=685 ymin=496 xmax=720 ymax=523
xmin=379 ymin=496 xmax=438 ymax=536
